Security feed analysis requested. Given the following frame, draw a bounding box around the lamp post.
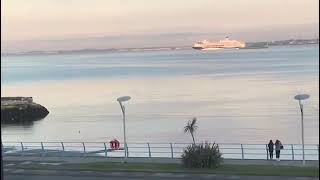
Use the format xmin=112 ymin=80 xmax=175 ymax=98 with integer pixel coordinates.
xmin=117 ymin=96 xmax=131 ymax=160
xmin=294 ymin=94 xmax=310 ymax=166
xmin=1 ymin=136 xmax=3 ymax=180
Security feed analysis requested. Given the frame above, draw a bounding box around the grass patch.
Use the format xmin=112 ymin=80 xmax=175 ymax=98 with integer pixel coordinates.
xmin=12 ymin=162 xmax=319 ymax=177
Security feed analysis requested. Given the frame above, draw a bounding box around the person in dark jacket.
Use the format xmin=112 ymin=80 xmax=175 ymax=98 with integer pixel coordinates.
xmin=275 ymin=139 xmax=283 ymax=161
xmin=267 ymin=140 xmax=274 ymax=159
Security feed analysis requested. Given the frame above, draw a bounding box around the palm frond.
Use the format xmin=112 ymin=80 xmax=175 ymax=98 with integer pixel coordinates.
xmin=191 ymin=117 xmax=197 ymax=126
xmin=193 ymin=125 xmax=198 ymax=131
xmin=184 ymin=117 xmax=198 ymax=134
xmin=184 ymin=126 xmax=190 ymax=133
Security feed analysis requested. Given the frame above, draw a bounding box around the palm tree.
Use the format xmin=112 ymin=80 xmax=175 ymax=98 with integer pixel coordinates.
xmin=184 ymin=117 xmax=198 ymax=145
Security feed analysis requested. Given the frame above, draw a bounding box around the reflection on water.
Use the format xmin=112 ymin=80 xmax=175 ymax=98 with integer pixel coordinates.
xmin=2 ymin=121 xmax=35 ymax=128
xmin=1 ymin=121 xmax=35 ymax=127
xmin=1 ymin=46 xmax=319 ymax=144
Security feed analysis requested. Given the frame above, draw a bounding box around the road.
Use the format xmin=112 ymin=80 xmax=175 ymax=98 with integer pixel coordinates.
xmin=4 ymin=172 xmax=319 ymax=180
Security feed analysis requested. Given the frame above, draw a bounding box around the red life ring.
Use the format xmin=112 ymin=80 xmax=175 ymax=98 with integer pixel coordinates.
xmin=109 ymin=139 xmax=120 ymax=150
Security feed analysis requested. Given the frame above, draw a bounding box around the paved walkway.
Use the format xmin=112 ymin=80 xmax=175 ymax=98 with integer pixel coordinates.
xmin=3 ymin=170 xmax=319 ymax=180
xmin=4 ymin=156 xmax=319 ymax=167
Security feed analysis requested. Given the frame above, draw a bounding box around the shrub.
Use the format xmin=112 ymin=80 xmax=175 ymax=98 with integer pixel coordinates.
xmin=181 ymin=142 xmax=222 ymax=168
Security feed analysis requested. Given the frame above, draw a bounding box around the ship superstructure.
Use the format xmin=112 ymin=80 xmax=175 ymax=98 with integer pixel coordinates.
xmin=192 ymin=37 xmax=246 ymax=50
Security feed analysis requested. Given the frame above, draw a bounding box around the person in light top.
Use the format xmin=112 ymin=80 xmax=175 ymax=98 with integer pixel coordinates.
xmin=275 ymin=140 xmax=283 ymax=161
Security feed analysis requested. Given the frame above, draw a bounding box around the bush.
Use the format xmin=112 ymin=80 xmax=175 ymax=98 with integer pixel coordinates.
xmin=181 ymin=142 xmax=222 ymax=168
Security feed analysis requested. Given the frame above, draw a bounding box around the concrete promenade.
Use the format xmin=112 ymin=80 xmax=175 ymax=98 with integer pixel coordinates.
xmin=4 ymin=156 xmax=319 ymax=167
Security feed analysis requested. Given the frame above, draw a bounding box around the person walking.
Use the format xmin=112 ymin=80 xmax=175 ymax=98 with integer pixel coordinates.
xmin=267 ymin=140 xmax=274 ymax=159
xmin=275 ymin=140 xmax=283 ymax=161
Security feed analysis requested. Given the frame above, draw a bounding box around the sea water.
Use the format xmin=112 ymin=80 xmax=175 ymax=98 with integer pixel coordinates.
xmin=1 ymin=45 xmax=319 ymax=144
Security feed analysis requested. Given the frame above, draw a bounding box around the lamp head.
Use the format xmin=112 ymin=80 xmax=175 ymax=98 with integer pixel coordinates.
xmin=294 ymin=94 xmax=310 ymax=101
xmin=117 ymin=96 xmax=131 ymax=102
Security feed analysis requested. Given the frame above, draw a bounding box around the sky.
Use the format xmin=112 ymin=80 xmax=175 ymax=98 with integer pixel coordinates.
xmin=1 ymin=0 xmax=319 ymax=52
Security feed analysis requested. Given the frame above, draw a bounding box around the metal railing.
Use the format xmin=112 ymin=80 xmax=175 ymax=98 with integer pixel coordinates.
xmin=2 ymin=142 xmax=319 ymax=160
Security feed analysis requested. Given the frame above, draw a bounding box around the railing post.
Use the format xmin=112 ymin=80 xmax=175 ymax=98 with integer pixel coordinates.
xmin=241 ymin=144 xmax=244 ymax=160
xmin=1 ymin=143 xmax=4 ymax=157
xmin=20 ymin=142 xmax=24 ymax=156
xmin=147 ymin=143 xmax=151 ymax=158
xmin=104 ymin=143 xmax=108 ymax=157
xmin=170 ymin=143 xmax=174 ymax=158
xmin=41 ymin=142 xmax=45 ymax=157
xmin=291 ymin=144 xmax=295 ymax=160
xmin=61 ymin=142 xmax=65 ymax=157
xmin=317 ymin=145 xmax=319 ymax=161
xmin=126 ymin=144 xmax=129 ymax=157
xmin=82 ymin=142 xmax=86 ymax=157
xmin=266 ymin=144 xmax=269 ymax=160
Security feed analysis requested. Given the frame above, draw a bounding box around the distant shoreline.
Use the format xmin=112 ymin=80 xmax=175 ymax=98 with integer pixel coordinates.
xmin=1 ymin=38 xmax=318 ymax=56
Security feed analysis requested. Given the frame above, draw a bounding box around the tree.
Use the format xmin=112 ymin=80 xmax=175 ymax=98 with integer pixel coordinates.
xmin=184 ymin=117 xmax=198 ymax=144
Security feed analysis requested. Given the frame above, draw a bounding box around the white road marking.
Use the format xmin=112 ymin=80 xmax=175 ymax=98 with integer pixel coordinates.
xmin=39 ymin=162 xmax=63 ymax=165
xmin=4 ymin=163 xmax=15 ymax=167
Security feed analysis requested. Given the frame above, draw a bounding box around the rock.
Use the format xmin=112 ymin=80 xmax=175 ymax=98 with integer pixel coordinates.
xmin=1 ymin=97 xmax=49 ymax=124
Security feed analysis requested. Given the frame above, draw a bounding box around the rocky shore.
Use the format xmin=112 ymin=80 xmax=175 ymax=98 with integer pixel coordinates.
xmin=1 ymin=97 xmax=49 ymax=124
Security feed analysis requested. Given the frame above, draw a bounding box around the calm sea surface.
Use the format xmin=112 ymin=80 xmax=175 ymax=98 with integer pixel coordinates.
xmin=1 ymin=45 xmax=319 ymax=144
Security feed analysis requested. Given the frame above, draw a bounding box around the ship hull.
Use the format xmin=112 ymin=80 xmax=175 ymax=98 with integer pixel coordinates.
xmin=201 ymin=48 xmax=224 ymax=50
xmin=192 ymin=46 xmax=224 ymax=50
xmin=192 ymin=47 xmax=204 ymax=50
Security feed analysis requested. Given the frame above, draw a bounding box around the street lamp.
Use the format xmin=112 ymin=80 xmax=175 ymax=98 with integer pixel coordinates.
xmin=1 ymin=136 xmax=3 ymax=180
xmin=294 ymin=94 xmax=310 ymax=166
xmin=117 ymin=96 xmax=131 ymax=159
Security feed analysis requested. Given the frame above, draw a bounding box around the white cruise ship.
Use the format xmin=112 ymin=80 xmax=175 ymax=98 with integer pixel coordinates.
xmin=192 ymin=37 xmax=246 ymax=50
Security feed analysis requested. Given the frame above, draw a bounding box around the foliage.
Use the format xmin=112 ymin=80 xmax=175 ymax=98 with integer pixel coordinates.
xmin=184 ymin=117 xmax=198 ymax=144
xmin=181 ymin=142 xmax=223 ymax=168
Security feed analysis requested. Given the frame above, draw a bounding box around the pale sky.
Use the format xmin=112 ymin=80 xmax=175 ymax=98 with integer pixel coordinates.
xmin=1 ymin=0 xmax=319 ymax=52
